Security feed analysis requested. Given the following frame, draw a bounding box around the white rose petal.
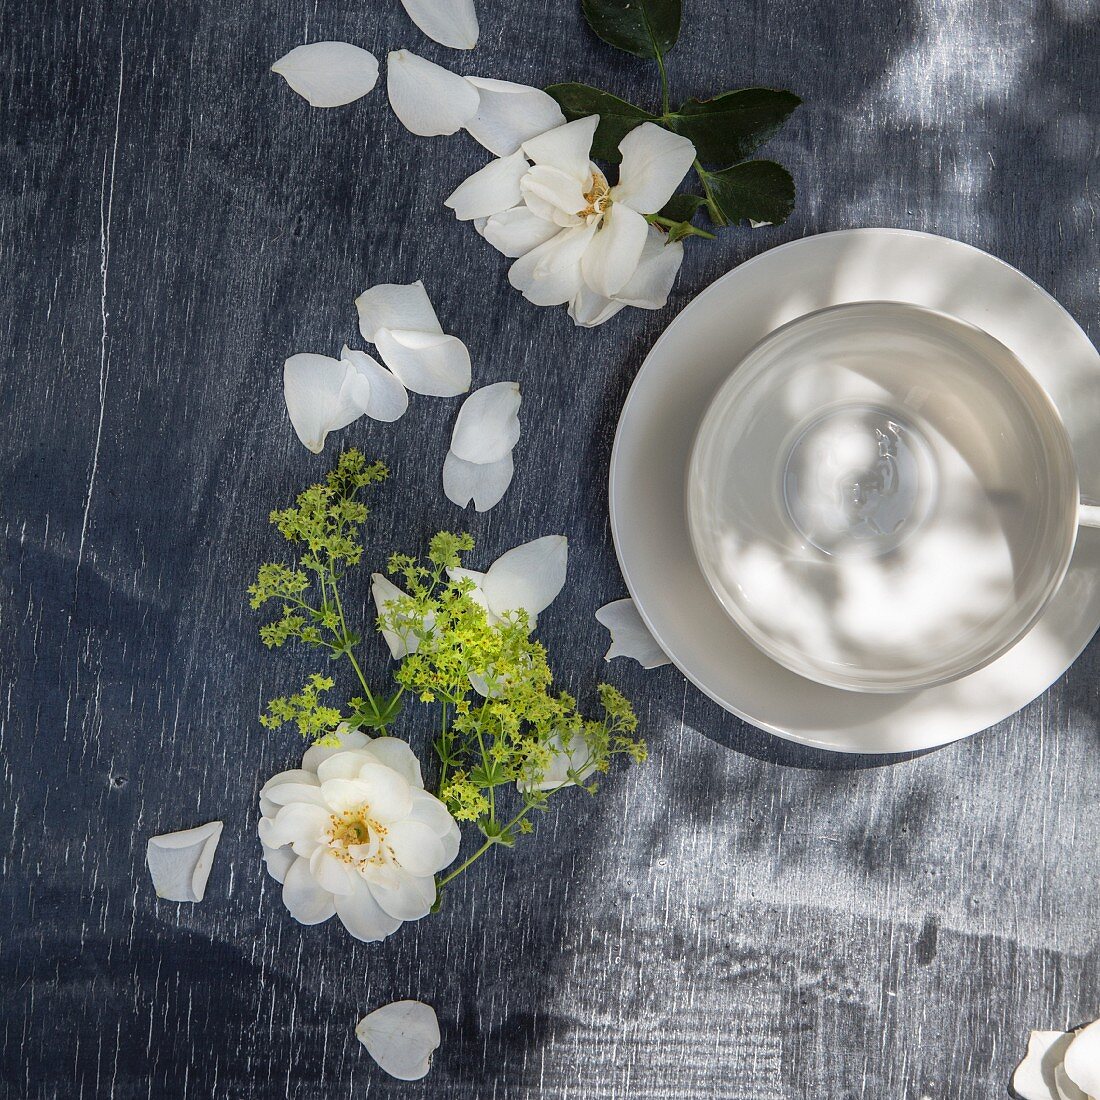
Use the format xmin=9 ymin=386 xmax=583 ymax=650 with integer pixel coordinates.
xmin=146 ymin=821 xmax=224 ymax=903
xmin=386 ymin=50 xmax=479 ymax=136
xmin=508 ymin=224 xmax=593 ymax=307
xmin=477 ymin=206 xmax=561 ymax=257
xmin=355 ymin=280 xmax=442 ymax=343
xmin=271 ymin=42 xmax=380 ymax=108
xmin=611 ymin=122 xmax=697 ymax=214
xmin=595 ymin=598 xmax=671 ymax=669
xmin=340 ymin=347 xmax=409 ymax=422
xmin=464 ymin=78 xmax=566 ymax=156
xmin=1065 ymin=1020 xmax=1100 ymax=1098
xmin=482 ymin=535 xmax=568 ymax=620
xmin=444 ymin=149 xmax=530 ymax=222
xmin=356 ymin=1000 xmax=441 ymax=1081
xmin=579 ymin=202 xmax=649 ymax=298
xmin=372 ymin=573 xmax=420 ymax=658
xmin=450 ymin=381 xmax=521 ymax=464
xmin=374 ymin=329 xmax=471 ymax=397
xmin=283 ymin=353 xmax=369 ymax=453
xmin=1014 ymin=1031 xmax=1073 ymax=1100
xmin=521 ymin=116 xmax=600 ymax=182
xmin=443 ymin=449 xmax=514 ymax=511
xmin=400 ymin=0 xmax=479 ymax=50
xmin=568 ymin=285 xmax=626 ymax=328
xmin=517 ymin=731 xmax=597 ymax=793
xmin=615 ymin=229 xmax=685 ymax=309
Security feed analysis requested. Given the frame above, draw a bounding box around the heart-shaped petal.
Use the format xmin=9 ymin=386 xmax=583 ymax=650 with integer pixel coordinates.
xmin=464 ymin=78 xmax=565 ymax=156
xmin=375 ymin=329 xmax=471 ymax=397
xmin=340 ymin=347 xmax=409 ymax=422
xmin=387 ymin=50 xmax=479 ymax=136
xmin=612 ymin=122 xmax=696 ymax=214
xmin=521 ymin=116 xmax=599 ymax=183
xmin=271 ymin=42 xmax=379 ymax=108
xmin=450 ymin=382 xmax=521 ymax=464
xmin=356 ymin=1000 xmax=440 ymax=1081
xmin=595 ymin=598 xmax=671 ymax=669
xmin=444 ymin=149 xmax=530 ymax=222
xmin=482 ymin=535 xmax=568 ymax=620
xmin=283 ymin=353 xmax=368 ymax=453
xmin=443 ymin=450 xmax=514 ymax=512
xmin=146 ymin=821 xmax=224 ymax=903
xmin=355 ymin=280 xmax=442 ymax=343
xmin=400 ymin=0 xmax=479 ymax=50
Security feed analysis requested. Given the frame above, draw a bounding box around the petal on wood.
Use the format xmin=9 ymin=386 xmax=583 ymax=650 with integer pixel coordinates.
xmin=400 ymin=0 xmax=479 ymax=50
xmin=375 ymin=329 xmax=471 ymax=397
xmin=443 ymin=449 xmax=514 ymax=512
xmin=271 ymin=42 xmax=379 ymax=108
xmin=341 ymin=347 xmax=409 ymax=422
xmin=464 ymin=78 xmax=565 ymax=156
xmin=450 ymin=382 xmax=521 ymax=464
xmin=283 ymin=353 xmax=367 ymax=453
xmin=146 ymin=821 xmax=224 ymax=903
xmin=355 ymin=280 xmax=442 ymax=343
xmin=1013 ymin=1031 xmax=1074 ymax=1100
xmin=483 ymin=535 xmax=568 ymax=619
xmin=1064 ymin=1020 xmax=1100 ymax=1098
xmin=356 ymin=1000 xmax=440 ymax=1081
xmin=386 ymin=50 xmax=479 ymax=136
xmin=595 ymin=598 xmax=671 ymax=669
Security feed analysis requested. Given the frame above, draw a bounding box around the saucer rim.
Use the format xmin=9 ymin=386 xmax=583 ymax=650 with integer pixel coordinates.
xmin=609 ymin=227 xmax=1100 ymax=753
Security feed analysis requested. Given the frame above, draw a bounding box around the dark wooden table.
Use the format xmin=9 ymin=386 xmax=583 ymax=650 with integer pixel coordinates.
xmin=4 ymin=1 xmax=1098 ymax=1096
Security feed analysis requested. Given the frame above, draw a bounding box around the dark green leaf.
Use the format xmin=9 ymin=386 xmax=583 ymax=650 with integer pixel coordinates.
xmin=698 ymin=160 xmax=796 ymax=227
xmin=581 ymin=0 xmax=681 ymax=60
xmin=545 ymin=82 xmax=655 ymax=162
xmin=659 ymin=192 xmax=706 ymax=222
xmin=666 ymin=88 xmax=801 ymax=165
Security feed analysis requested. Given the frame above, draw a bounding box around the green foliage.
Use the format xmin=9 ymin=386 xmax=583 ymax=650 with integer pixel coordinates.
xmin=548 ymin=3 xmax=801 ymax=235
xmin=249 ymin=453 xmax=645 ymax=899
xmin=581 ymin=0 xmax=681 ymax=60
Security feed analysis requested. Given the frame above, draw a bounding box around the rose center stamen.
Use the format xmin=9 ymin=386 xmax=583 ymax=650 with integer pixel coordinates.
xmin=578 ymin=171 xmax=611 ymax=217
xmin=328 ymin=807 xmax=390 ymax=866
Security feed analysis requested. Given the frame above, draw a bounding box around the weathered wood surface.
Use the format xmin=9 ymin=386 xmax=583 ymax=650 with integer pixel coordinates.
xmin=2 ymin=0 xmax=1098 ymax=1096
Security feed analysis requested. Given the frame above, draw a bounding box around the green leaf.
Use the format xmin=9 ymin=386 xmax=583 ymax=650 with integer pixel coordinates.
xmin=659 ymin=192 xmax=706 ymax=222
xmin=545 ymin=82 xmax=655 ymax=162
xmin=581 ymin=0 xmax=681 ymax=60
xmin=666 ymin=88 xmax=801 ymax=166
xmin=698 ymin=160 xmax=796 ymax=228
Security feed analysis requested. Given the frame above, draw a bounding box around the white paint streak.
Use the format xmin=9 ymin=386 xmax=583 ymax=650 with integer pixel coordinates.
xmin=77 ymin=29 xmax=125 ymax=586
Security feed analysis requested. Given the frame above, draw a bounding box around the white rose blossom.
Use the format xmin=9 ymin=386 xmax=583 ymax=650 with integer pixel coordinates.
xmin=1015 ymin=1019 xmax=1100 ymax=1100
xmin=445 ymin=116 xmax=696 ymax=327
xmin=258 ymin=728 xmax=460 ymax=943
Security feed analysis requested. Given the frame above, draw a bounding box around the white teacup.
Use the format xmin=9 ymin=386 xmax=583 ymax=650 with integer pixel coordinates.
xmin=687 ymin=301 xmax=1100 ymax=693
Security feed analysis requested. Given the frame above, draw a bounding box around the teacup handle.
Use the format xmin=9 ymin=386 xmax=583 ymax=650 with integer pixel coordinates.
xmin=1082 ymin=498 xmax=1100 ymax=528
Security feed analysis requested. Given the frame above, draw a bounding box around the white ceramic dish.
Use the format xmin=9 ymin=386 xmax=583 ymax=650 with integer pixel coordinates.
xmin=609 ymin=229 xmax=1100 ymax=753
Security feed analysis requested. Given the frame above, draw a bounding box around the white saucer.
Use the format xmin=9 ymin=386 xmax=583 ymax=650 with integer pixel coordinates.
xmin=609 ymin=229 xmax=1100 ymax=753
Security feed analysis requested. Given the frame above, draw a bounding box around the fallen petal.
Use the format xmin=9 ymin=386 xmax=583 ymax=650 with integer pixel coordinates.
xmin=444 ymin=149 xmax=530 ymax=222
xmin=450 ymin=381 xmax=521 ymax=464
xmin=356 ymin=1000 xmax=440 ymax=1081
xmin=483 ymin=535 xmax=567 ymax=620
xmin=375 ymin=329 xmax=471 ymax=397
xmin=387 ymin=50 xmax=479 ymax=136
xmin=1013 ymin=1031 xmax=1074 ymax=1100
xmin=271 ymin=42 xmax=379 ymax=108
xmin=443 ymin=450 xmax=514 ymax=512
xmin=1056 ymin=1064 xmax=1090 ymax=1100
xmin=341 ymin=347 xmax=409 ymax=422
xmin=595 ymin=598 xmax=671 ymax=669
xmin=400 ymin=0 xmax=479 ymax=50
xmin=355 ymin=280 xmax=442 ymax=343
xmin=284 ymin=353 xmax=369 ymax=453
xmin=1064 ymin=1019 xmax=1100 ymax=1098
xmin=464 ymin=78 xmax=565 ymax=156
xmin=146 ymin=821 xmax=224 ymax=903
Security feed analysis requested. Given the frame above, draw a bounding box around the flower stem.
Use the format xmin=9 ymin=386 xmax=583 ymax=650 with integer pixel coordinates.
xmin=647 ymin=214 xmax=717 ymax=240
xmin=694 ymin=161 xmax=726 ymax=226
xmin=436 ymin=805 xmax=532 ymax=889
xmin=655 ymin=49 xmax=671 ymax=115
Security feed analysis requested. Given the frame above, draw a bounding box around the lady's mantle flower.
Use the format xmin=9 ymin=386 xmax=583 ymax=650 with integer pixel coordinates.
xmin=258 ymin=728 xmax=460 ymax=943
xmin=444 ymin=116 xmax=696 ymax=327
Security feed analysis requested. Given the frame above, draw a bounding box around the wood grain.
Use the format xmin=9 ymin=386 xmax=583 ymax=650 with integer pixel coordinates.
xmin=1 ymin=0 xmax=1097 ymax=1096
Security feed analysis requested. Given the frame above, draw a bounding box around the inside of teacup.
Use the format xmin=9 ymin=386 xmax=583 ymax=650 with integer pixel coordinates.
xmin=688 ymin=301 xmax=1078 ymax=692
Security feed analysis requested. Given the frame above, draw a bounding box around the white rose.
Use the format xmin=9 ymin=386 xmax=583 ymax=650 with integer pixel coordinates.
xmin=1014 ymin=1018 xmax=1100 ymax=1100
xmin=258 ymin=728 xmax=460 ymax=943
